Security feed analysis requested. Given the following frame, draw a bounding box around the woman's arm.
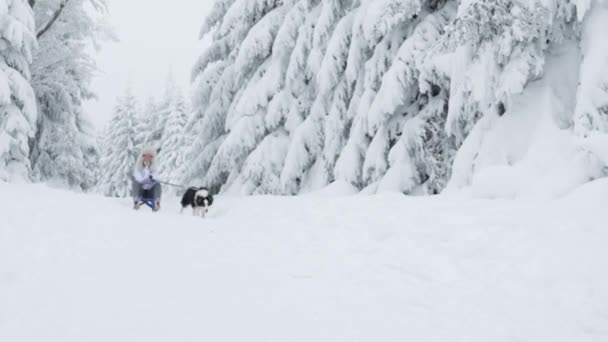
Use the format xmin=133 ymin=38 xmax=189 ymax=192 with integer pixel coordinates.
xmin=133 ymin=168 xmax=145 ymax=183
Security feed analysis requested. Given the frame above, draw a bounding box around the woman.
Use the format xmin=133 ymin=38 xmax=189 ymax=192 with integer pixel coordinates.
xmin=132 ymin=146 xmax=162 ymax=211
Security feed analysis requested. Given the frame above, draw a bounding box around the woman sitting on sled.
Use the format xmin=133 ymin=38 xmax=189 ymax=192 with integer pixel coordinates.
xmin=132 ymin=146 xmax=162 ymax=211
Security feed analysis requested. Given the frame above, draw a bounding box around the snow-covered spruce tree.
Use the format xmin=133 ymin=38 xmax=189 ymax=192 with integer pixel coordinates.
xmin=319 ymin=10 xmax=357 ymax=185
xmin=333 ymin=0 xmax=377 ymax=190
xmin=437 ymin=0 xmax=583 ymax=191
xmin=184 ymin=0 xmax=304 ymax=192
xmin=97 ymin=89 xmax=138 ymax=198
xmin=144 ymin=73 xmax=178 ymax=149
xmin=256 ymin=1 xmax=321 ymax=194
xmin=334 ymin=0 xmax=421 ymax=190
xmin=182 ymin=0 xmax=274 ymax=190
xmin=0 ymin=0 xmax=37 ymax=181
xmin=365 ymin=1 xmax=456 ymax=145
xmin=217 ymin=0 xmax=318 ymax=195
xmin=184 ymin=0 xmax=308 ymax=192
xmin=176 ymin=64 xmax=225 ymax=186
xmin=377 ymin=92 xmax=452 ymax=194
xmin=204 ymin=4 xmax=289 ymax=191
xmin=181 ymin=62 xmax=235 ymax=191
xmin=188 ymin=0 xmax=597 ymax=196
xmin=228 ymin=129 xmax=290 ymax=194
xmin=438 ymin=0 xmax=552 ymax=145
xmin=573 ymin=0 xmax=608 ymax=136
xmin=280 ymin=0 xmax=353 ymax=194
xmin=568 ymin=0 xmax=608 ymax=181
xmin=363 ymin=2 xmax=457 ymax=194
xmin=358 ymin=18 xmax=419 ymax=187
xmin=133 ymin=96 xmax=157 ymax=151
xmin=93 ymin=132 xmax=104 ymax=187
xmin=29 ymin=0 xmax=113 ymax=190
xmin=159 ymin=89 xmax=188 ymax=183
xmin=201 ymin=0 xmax=315 ymax=194
xmin=96 ymin=115 xmax=115 ymax=194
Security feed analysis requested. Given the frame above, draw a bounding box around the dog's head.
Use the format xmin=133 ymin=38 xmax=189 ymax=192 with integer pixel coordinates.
xmin=194 ymin=188 xmax=211 ymax=206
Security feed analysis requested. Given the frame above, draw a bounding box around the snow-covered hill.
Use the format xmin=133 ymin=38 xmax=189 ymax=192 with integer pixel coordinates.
xmin=1 ymin=182 xmax=607 ymax=341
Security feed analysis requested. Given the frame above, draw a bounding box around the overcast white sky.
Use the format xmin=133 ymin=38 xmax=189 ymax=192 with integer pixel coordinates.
xmin=84 ymin=0 xmax=214 ymax=130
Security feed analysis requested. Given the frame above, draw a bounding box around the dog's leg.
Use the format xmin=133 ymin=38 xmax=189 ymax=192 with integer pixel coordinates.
xmin=180 ymin=206 xmax=184 ymax=214
xmin=192 ymin=207 xmax=196 ymax=216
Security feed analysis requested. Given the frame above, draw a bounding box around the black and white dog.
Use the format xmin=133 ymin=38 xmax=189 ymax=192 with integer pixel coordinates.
xmin=180 ymin=187 xmax=214 ymax=217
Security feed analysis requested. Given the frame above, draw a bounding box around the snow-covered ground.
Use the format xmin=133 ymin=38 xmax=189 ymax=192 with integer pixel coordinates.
xmin=1 ymin=181 xmax=608 ymax=341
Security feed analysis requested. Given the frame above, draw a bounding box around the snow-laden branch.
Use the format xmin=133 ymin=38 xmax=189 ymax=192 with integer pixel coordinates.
xmin=36 ymin=0 xmax=70 ymax=39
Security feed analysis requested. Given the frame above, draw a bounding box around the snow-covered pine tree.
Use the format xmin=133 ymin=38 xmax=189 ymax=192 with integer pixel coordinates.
xmin=31 ymin=106 xmax=101 ymax=190
xmin=364 ymin=1 xmax=457 ymax=194
xmin=573 ymin=0 xmax=608 ymax=135
xmin=184 ymin=0 xmax=303 ymax=193
xmin=359 ymin=24 xmax=418 ymax=187
xmin=145 ymin=73 xmax=178 ymax=149
xmin=333 ymin=0 xmax=377 ymax=190
xmin=568 ymin=0 xmax=608 ymax=181
xmin=29 ymin=0 xmax=113 ymax=190
xmin=180 ymin=62 xmax=235 ymax=191
xmin=0 ymin=0 xmax=38 ymax=181
xmin=77 ymin=110 xmax=100 ymax=189
xmin=97 ymin=88 xmax=138 ymax=197
xmin=435 ymin=0 xmax=582 ymax=192
xmin=220 ymin=0 xmax=320 ymax=195
xmin=220 ymin=0 xmax=364 ymax=195
xmin=228 ymin=129 xmax=290 ymax=194
xmin=133 ymin=96 xmax=157 ymax=151
xmin=176 ymin=62 xmax=226 ymax=186
xmin=439 ymin=0 xmax=551 ymax=145
xmin=203 ymin=3 xmax=290 ymax=191
xmin=159 ymin=89 xmax=188 ymax=183
xmin=320 ymin=8 xmax=361 ymax=186
xmin=96 ymin=115 xmax=116 ymax=195
xmin=186 ymin=0 xmax=604 ymax=196
xmin=280 ymin=0 xmax=352 ymax=194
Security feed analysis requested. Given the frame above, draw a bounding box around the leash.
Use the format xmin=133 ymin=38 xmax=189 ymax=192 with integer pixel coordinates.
xmin=157 ymin=180 xmax=189 ymax=189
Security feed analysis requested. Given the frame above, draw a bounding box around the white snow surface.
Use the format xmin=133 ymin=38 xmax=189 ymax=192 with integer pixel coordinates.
xmin=1 ymin=181 xmax=608 ymax=341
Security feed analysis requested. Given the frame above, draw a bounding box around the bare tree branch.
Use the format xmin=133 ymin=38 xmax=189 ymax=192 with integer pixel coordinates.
xmin=36 ymin=0 xmax=70 ymax=39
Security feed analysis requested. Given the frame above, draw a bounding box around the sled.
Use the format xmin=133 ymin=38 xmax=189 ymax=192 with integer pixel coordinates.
xmin=137 ymin=197 xmax=157 ymax=210
xmin=134 ymin=189 xmax=159 ymax=212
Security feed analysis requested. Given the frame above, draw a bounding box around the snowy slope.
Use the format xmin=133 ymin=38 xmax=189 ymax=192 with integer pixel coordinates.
xmin=1 ymin=181 xmax=608 ymax=341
